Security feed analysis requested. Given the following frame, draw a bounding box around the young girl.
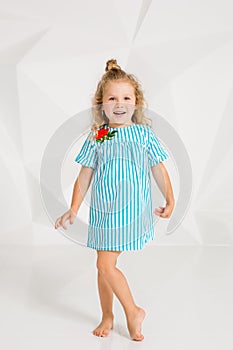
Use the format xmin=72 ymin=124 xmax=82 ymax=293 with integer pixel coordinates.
xmin=55 ymin=59 xmax=175 ymax=341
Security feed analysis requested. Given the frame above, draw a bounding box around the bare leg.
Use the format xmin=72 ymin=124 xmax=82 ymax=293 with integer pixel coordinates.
xmin=98 ymin=270 xmax=114 ymax=316
xmin=95 ymin=250 xmax=146 ymax=341
xmin=92 ymin=270 xmax=114 ymax=337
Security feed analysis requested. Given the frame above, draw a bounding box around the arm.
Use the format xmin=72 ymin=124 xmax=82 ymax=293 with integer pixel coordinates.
xmin=54 ymin=165 xmax=95 ymax=230
xmin=70 ymin=165 xmax=95 ymax=215
xmin=151 ymin=162 xmax=175 ymax=218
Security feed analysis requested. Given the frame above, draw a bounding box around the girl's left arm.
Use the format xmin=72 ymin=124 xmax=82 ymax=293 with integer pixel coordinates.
xmin=151 ymin=162 xmax=175 ymax=218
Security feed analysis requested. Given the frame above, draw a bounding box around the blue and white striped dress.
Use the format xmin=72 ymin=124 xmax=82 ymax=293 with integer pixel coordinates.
xmin=75 ymin=123 xmax=169 ymax=251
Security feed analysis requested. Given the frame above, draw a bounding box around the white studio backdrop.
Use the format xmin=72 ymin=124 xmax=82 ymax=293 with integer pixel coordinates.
xmin=0 ymin=0 xmax=233 ymax=246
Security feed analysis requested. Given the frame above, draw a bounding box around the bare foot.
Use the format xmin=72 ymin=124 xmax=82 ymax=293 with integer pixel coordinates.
xmin=126 ymin=307 xmax=146 ymax=341
xmin=92 ymin=314 xmax=114 ymax=337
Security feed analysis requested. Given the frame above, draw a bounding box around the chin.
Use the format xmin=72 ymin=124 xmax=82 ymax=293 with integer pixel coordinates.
xmin=111 ymin=118 xmax=131 ymax=123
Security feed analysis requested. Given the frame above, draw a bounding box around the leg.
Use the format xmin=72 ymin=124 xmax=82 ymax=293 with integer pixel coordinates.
xmin=92 ymin=250 xmax=121 ymax=337
xmin=96 ymin=250 xmax=146 ymax=341
xmin=98 ymin=270 xmax=114 ymax=317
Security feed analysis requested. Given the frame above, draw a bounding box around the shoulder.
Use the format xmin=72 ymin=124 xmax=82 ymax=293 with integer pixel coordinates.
xmin=141 ymin=124 xmax=159 ymax=137
xmin=82 ymin=130 xmax=97 ymax=148
xmin=135 ymin=124 xmax=153 ymax=132
xmin=134 ymin=124 xmax=154 ymax=141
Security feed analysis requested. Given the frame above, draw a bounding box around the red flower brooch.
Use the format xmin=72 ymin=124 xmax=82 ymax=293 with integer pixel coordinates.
xmin=94 ymin=124 xmax=118 ymax=143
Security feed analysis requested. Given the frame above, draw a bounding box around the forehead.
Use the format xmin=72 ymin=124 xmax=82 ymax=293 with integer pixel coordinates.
xmin=104 ymin=80 xmax=135 ymax=95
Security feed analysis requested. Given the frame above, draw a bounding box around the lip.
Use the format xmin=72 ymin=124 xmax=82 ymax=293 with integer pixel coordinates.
xmin=113 ymin=111 xmax=126 ymax=115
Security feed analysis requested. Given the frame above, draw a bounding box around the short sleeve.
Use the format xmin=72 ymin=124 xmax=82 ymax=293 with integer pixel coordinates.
xmin=74 ymin=131 xmax=98 ymax=169
xmin=147 ymin=127 xmax=169 ymax=167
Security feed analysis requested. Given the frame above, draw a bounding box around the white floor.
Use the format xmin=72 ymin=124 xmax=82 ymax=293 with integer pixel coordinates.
xmin=1 ymin=244 xmax=233 ymax=349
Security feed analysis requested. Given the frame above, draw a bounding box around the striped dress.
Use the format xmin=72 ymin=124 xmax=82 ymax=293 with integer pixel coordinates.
xmin=75 ymin=123 xmax=169 ymax=251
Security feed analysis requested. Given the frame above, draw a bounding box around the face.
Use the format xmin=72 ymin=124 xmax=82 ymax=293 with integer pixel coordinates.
xmin=102 ymin=80 xmax=136 ymax=126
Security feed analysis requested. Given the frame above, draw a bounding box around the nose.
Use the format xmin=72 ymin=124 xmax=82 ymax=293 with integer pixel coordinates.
xmin=115 ymin=100 xmax=124 ymax=107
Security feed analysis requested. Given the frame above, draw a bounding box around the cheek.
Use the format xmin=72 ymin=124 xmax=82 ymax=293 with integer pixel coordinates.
xmin=105 ymin=104 xmax=113 ymax=110
xmin=128 ymin=104 xmax=136 ymax=112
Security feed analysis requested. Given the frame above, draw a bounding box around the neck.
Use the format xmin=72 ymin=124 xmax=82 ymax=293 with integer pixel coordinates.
xmin=108 ymin=122 xmax=133 ymax=128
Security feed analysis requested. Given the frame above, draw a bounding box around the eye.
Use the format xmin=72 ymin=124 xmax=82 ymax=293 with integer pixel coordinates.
xmin=109 ymin=97 xmax=131 ymax=100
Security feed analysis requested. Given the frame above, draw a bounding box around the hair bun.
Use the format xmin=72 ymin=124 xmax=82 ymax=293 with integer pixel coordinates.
xmin=105 ymin=59 xmax=121 ymax=72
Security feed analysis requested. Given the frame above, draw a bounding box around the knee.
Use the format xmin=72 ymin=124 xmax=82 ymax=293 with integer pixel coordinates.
xmin=96 ymin=259 xmax=115 ymax=275
xmin=96 ymin=251 xmax=121 ymax=275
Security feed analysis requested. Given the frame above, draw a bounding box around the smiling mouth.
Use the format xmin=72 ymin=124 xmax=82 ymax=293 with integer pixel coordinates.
xmin=113 ymin=111 xmax=126 ymax=115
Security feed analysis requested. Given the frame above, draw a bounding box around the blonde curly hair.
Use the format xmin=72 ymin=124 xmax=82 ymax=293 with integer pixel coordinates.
xmin=90 ymin=59 xmax=152 ymax=133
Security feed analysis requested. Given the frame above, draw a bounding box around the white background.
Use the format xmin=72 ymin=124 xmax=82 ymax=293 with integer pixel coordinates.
xmin=0 ymin=1 xmax=233 ymax=349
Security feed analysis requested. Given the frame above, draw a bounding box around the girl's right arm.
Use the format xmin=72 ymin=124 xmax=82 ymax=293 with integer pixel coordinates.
xmin=54 ymin=165 xmax=95 ymax=230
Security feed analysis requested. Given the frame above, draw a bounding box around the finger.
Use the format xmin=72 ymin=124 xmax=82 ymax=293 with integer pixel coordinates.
xmin=55 ymin=218 xmax=61 ymax=229
xmin=62 ymin=222 xmax=67 ymax=230
xmin=161 ymin=211 xmax=169 ymax=218
xmin=61 ymin=218 xmax=67 ymax=230
xmin=154 ymin=210 xmax=162 ymax=216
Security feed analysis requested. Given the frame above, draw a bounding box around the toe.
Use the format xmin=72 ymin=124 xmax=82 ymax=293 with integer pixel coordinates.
xmin=136 ymin=334 xmax=144 ymax=341
xmin=93 ymin=329 xmax=100 ymax=336
xmin=102 ymin=329 xmax=109 ymax=337
xmin=133 ymin=331 xmax=144 ymax=341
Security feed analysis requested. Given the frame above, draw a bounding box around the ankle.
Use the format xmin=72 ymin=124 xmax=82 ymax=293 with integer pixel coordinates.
xmin=125 ymin=305 xmax=140 ymax=319
xmin=102 ymin=312 xmax=114 ymax=319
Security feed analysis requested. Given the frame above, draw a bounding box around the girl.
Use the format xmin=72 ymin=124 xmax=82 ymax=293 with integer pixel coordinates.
xmin=55 ymin=59 xmax=175 ymax=341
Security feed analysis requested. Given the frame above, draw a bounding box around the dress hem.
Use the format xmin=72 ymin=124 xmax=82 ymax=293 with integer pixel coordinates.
xmin=86 ymin=230 xmax=155 ymax=251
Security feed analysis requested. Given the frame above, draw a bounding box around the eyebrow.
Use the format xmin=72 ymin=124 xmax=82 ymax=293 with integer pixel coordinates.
xmin=107 ymin=93 xmax=134 ymax=97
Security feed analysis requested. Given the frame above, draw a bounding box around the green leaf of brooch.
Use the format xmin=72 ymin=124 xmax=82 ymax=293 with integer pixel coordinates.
xmin=94 ymin=125 xmax=118 ymax=143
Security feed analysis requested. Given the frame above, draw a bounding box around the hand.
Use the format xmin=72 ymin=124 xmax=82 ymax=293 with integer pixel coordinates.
xmin=154 ymin=202 xmax=174 ymax=218
xmin=54 ymin=208 xmax=77 ymax=230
